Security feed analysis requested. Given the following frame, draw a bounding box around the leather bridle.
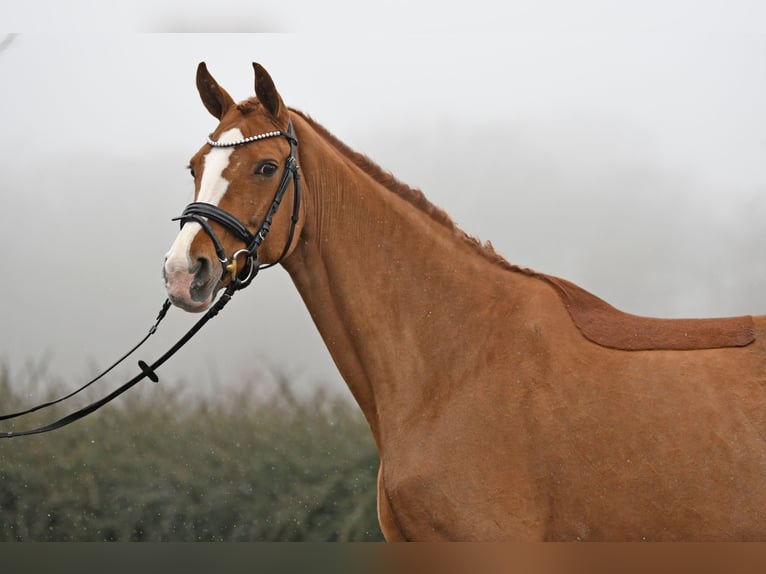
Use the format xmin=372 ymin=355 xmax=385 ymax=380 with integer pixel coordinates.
xmin=0 ymin=120 xmax=301 ymax=437
xmin=174 ymin=119 xmax=301 ymax=290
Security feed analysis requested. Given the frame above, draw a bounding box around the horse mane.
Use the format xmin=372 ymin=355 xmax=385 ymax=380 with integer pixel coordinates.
xmin=289 ymin=108 xmax=756 ymax=351
xmin=289 ymin=108 xmax=534 ymax=277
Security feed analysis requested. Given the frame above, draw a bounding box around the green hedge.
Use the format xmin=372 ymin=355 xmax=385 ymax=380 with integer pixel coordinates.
xmin=0 ymin=367 xmax=382 ymax=541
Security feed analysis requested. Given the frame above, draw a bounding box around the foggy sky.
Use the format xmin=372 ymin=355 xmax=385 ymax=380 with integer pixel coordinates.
xmin=1 ymin=3 xmax=765 ymax=402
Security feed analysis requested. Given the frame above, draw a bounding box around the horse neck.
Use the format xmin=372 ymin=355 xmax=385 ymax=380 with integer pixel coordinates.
xmin=283 ymin=114 xmax=524 ymax=442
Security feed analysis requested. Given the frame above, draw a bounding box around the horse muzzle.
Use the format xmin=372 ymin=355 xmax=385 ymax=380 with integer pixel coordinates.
xmin=163 ymin=254 xmax=221 ymax=313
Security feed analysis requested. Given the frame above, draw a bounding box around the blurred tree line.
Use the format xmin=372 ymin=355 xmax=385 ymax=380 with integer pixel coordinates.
xmin=0 ymin=366 xmax=383 ymax=541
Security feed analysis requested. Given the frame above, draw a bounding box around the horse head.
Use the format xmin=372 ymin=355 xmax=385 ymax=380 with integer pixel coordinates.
xmin=164 ymin=62 xmax=303 ymax=312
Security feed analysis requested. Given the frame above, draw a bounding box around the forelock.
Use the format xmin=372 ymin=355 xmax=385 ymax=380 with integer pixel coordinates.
xmin=236 ymin=99 xmax=260 ymax=115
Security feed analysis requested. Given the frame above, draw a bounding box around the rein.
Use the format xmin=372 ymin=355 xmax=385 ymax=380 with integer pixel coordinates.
xmin=0 ymin=120 xmax=300 ymax=438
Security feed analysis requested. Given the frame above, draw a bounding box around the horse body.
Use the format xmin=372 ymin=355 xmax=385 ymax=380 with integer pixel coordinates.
xmin=283 ymin=112 xmax=766 ymax=540
xmin=165 ymin=63 xmax=766 ymax=540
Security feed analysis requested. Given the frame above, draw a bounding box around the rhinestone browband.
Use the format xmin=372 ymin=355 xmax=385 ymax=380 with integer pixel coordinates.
xmin=207 ymin=130 xmax=284 ymax=148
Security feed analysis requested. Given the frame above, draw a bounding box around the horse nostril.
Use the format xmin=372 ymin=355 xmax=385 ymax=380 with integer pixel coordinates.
xmin=193 ymin=256 xmax=210 ymax=280
xmin=189 ymin=255 xmax=205 ymax=274
xmin=189 ymin=256 xmax=214 ymax=301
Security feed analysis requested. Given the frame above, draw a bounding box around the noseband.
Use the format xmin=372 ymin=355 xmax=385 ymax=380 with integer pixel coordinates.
xmin=173 ymin=119 xmax=301 ymax=291
xmin=0 ymin=119 xmax=301 ymax=437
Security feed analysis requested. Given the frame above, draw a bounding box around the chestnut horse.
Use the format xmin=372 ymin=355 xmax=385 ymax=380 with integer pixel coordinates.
xmin=164 ymin=62 xmax=766 ymax=541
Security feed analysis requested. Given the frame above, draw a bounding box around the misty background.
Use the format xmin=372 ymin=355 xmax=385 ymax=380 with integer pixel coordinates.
xmin=1 ymin=2 xmax=765 ymax=403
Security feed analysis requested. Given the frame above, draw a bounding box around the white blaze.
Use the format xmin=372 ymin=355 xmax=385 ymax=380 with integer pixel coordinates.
xmin=164 ymin=128 xmax=243 ymax=272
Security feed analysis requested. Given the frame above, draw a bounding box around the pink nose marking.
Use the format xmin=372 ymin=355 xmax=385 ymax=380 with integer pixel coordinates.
xmin=163 ymin=256 xmax=196 ymax=302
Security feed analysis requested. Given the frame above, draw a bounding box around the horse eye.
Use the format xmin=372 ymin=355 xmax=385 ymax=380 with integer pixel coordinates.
xmin=255 ymin=162 xmax=278 ymax=177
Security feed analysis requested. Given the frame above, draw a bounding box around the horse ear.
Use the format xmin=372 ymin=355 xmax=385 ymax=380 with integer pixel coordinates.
xmin=196 ymin=62 xmax=235 ymax=120
xmin=253 ymin=63 xmax=287 ymax=123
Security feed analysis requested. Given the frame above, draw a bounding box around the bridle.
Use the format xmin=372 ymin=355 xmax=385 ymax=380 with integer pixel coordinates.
xmin=174 ymin=119 xmax=301 ymax=290
xmin=0 ymin=120 xmax=301 ymax=438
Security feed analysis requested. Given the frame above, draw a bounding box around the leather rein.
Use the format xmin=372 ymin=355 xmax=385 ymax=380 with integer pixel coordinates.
xmin=0 ymin=120 xmax=301 ymax=438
